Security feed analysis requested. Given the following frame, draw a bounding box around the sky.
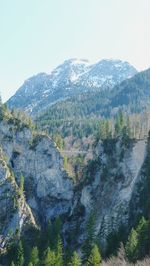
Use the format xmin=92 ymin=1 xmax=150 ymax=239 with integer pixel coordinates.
xmin=0 ymin=0 xmax=150 ymax=102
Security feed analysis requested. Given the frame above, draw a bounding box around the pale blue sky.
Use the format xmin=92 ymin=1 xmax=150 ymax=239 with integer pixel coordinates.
xmin=0 ymin=0 xmax=150 ymax=102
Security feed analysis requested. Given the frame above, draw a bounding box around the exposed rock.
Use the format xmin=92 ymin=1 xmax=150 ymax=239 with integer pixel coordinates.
xmin=0 ymin=114 xmax=149 ymax=252
xmin=0 ymin=120 xmax=74 ymax=225
xmin=0 ymin=148 xmax=36 ymax=251
xmin=79 ymin=139 xmax=147 ymax=248
xmin=7 ymin=59 xmax=137 ymax=115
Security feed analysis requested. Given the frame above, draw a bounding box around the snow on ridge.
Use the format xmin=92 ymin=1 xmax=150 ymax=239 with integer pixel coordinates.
xmin=7 ymin=58 xmax=137 ymax=114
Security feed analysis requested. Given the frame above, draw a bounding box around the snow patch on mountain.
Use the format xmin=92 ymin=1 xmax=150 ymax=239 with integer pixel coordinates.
xmin=7 ymin=58 xmax=137 ymax=115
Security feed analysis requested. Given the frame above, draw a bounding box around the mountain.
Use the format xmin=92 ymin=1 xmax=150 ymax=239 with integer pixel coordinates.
xmin=1 ymin=104 xmax=150 ymax=263
xmin=110 ymin=68 xmax=150 ymax=113
xmin=7 ymin=58 xmax=137 ymax=115
xmin=36 ymin=67 xmax=150 ymax=122
xmin=77 ymin=59 xmax=137 ymax=88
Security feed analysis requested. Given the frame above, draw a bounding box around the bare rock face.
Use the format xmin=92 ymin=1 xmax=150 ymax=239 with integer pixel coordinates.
xmin=0 ymin=115 xmax=149 ymax=251
xmin=80 ymin=139 xmax=147 ymax=248
xmin=0 ymin=148 xmax=36 ymax=251
xmin=0 ymin=120 xmax=74 ymax=225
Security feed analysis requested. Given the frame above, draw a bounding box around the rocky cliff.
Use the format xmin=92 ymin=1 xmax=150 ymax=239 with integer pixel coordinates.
xmin=79 ymin=138 xmax=147 ymax=249
xmin=0 ymin=111 xmax=149 ymax=252
xmin=0 ymin=113 xmax=74 ymax=251
xmin=0 ymin=147 xmax=36 ymax=251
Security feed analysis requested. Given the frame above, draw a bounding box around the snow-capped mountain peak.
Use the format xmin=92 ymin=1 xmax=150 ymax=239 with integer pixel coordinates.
xmin=7 ymin=58 xmax=137 ymax=114
xmin=50 ymin=58 xmax=91 ymax=87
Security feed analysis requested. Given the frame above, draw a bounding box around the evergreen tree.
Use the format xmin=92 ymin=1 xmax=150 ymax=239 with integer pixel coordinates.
xmin=43 ymin=247 xmax=56 ymax=266
xmin=16 ymin=241 xmax=24 ymax=266
xmin=125 ymin=228 xmax=138 ymax=262
xmin=114 ymin=110 xmax=125 ymax=137
xmin=68 ymin=251 xmax=81 ymax=266
xmin=11 ymin=261 xmax=15 ymax=266
xmin=87 ymin=244 xmax=101 ymax=266
xmin=82 ymin=213 xmax=96 ymax=261
xmin=53 ymin=217 xmax=62 ymax=248
xmin=55 ymin=236 xmax=63 ymax=266
xmin=28 ymin=263 xmax=33 ymax=266
xmin=136 ymin=217 xmax=150 ymax=259
xmin=29 ymin=246 xmax=39 ymax=266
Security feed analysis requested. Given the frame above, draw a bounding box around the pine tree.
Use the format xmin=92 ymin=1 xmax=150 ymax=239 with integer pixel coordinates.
xmin=29 ymin=246 xmax=39 ymax=266
xmin=68 ymin=251 xmax=81 ymax=266
xmin=114 ymin=110 xmax=125 ymax=137
xmin=87 ymin=244 xmax=101 ymax=266
xmin=53 ymin=217 xmax=62 ymax=249
xmin=136 ymin=217 xmax=150 ymax=259
xmin=82 ymin=213 xmax=96 ymax=261
xmin=16 ymin=241 xmax=24 ymax=266
xmin=55 ymin=236 xmax=63 ymax=266
xmin=28 ymin=263 xmax=33 ymax=266
xmin=43 ymin=247 xmax=56 ymax=266
xmin=125 ymin=228 xmax=138 ymax=262
xmin=11 ymin=261 xmax=15 ymax=266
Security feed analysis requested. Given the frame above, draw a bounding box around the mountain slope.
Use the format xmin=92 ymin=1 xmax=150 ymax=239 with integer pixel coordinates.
xmin=7 ymin=59 xmax=137 ymax=115
xmin=110 ymin=68 xmax=150 ymax=113
xmin=36 ymin=67 xmax=150 ymax=122
xmin=0 ymin=105 xmax=74 ymax=251
xmin=1 ymin=104 xmax=150 ymax=262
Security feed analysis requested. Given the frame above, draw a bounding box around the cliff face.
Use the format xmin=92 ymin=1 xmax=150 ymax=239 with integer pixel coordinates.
xmin=0 ymin=147 xmax=36 ymax=250
xmin=79 ymin=138 xmax=147 ymax=248
xmin=0 ymin=120 xmax=74 ymax=223
xmin=0 ymin=115 xmax=149 ymax=251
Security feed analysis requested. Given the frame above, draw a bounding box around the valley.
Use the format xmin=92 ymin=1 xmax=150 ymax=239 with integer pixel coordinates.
xmin=0 ymin=59 xmax=150 ymax=265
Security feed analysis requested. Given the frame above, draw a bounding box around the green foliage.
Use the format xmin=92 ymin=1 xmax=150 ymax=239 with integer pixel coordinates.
xmin=43 ymin=247 xmax=56 ymax=266
xmin=137 ymin=153 xmax=150 ymax=216
xmin=16 ymin=241 xmax=24 ymax=266
xmin=87 ymin=244 xmax=101 ymax=266
xmin=105 ymin=225 xmax=127 ymax=257
xmin=125 ymin=229 xmax=138 ymax=262
xmin=125 ymin=217 xmax=150 ymax=262
xmin=53 ymin=134 xmax=65 ymax=150
xmin=55 ymin=236 xmax=63 ymax=266
xmin=97 ymin=120 xmax=112 ymax=140
xmin=63 ymin=156 xmax=74 ymax=179
xmin=68 ymin=251 xmax=81 ymax=266
xmin=0 ymin=102 xmax=11 ymax=121
xmin=82 ymin=213 xmax=96 ymax=261
xmin=29 ymin=246 xmax=39 ymax=266
xmin=28 ymin=263 xmax=33 ymax=266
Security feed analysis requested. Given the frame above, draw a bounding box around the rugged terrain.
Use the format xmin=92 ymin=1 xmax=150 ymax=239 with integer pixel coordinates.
xmin=1 ymin=59 xmax=150 ymax=264
xmin=7 ymin=59 xmax=137 ymax=115
xmin=0 ymin=108 xmax=149 ymax=256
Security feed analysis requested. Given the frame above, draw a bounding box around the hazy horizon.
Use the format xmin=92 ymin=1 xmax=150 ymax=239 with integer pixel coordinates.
xmin=0 ymin=0 xmax=150 ymax=102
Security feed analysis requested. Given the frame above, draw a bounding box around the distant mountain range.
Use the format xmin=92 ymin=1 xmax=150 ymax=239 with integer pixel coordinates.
xmin=7 ymin=58 xmax=137 ymax=115
xmin=35 ymin=68 xmax=150 ymax=127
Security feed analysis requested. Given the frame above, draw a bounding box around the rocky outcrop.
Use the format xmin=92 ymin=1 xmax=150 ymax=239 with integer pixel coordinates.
xmin=0 ymin=114 xmax=149 ymax=252
xmin=79 ymin=138 xmax=147 ymax=248
xmin=0 ymin=147 xmax=36 ymax=251
xmin=0 ymin=120 xmax=74 ymax=225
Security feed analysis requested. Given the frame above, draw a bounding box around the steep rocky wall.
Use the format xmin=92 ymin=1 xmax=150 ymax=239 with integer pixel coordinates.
xmin=0 ymin=117 xmax=149 ymax=252
xmin=0 ymin=148 xmax=36 ymax=251
xmin=0 ymin=121 xmax=74 ymax=224
xmin=79 ymin=138 xmax=147 ymax=248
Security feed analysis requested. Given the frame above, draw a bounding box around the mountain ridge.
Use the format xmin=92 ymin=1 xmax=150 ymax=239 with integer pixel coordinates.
xmin=7 ymin=58 xmax=137 ymax=115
